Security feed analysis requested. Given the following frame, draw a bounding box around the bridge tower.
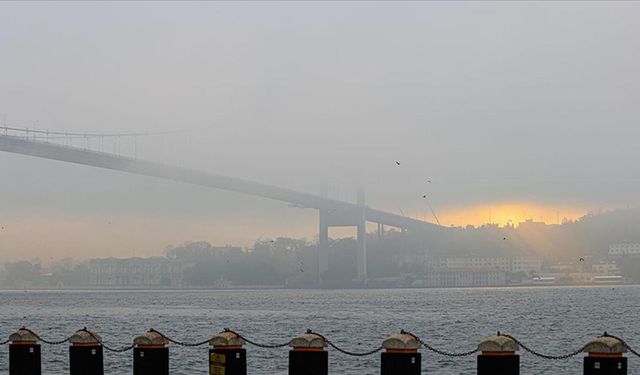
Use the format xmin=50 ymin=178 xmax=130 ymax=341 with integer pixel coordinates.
xmin=356 ymin=185 xmax=367 ymax=282
xmin=317 ymin=185 xmax=368 ymax=284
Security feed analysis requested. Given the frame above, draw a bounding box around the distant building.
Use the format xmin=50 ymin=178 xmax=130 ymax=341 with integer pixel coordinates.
xmin=419 ymin=268 xmax=506 ymax=287
xmin=592 ymin=261 xmax=619 ymax=275
xmin=165 ymin=243 xmax=243 ymax=261
xmin=608 ymin=243 xmax=640 ymax=257
xmin=88 ymin=257 xmax=184 ymax=287
xmin=427 ymin=256 xmax=543 ymax=274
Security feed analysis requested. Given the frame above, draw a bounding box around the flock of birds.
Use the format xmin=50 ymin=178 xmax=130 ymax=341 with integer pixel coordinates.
xmin=395 ymin=160 xmax=441 ymax=225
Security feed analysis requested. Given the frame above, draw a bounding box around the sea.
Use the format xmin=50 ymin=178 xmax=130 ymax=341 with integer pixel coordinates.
xmin=0 ymin=286 xmax=636 ymax=374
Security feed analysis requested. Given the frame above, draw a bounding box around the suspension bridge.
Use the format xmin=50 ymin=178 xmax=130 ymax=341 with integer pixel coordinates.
xmin=0 ymin=125 xmax=440 ymax=281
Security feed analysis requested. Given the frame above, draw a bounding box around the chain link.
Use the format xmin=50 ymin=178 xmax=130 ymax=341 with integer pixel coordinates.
xmin=80 ymin=329 xmax=134 ymax=353
xmin=601 ymin=333 xmax=640 ymax=358
xmin=308 ymin=330 xmax=383 ymax=357
xmin=403 ymin=331 xmax=478 ymax=357
xmin=22 ymin=327 xmax=70 ymax=345
xmin=225 ymin=329 xmax=290 ymax=349
xmin=150 ymin=329 xmax=210 ymax=347
xmin=326 ymin=341 xmax=384 ymax=356
xmin=500 ymin=334 xmax=584 ymax=360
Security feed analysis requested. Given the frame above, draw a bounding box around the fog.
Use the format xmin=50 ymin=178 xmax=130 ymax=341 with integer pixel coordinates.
xmin=1 ymin=2 xmax=639 ymax=260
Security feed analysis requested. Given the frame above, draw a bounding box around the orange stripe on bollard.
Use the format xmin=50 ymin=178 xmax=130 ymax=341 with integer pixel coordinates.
xmin=385 ymin=348 xmax=418 ymax=354
xmin=588 ymin=353 xmax=623 ymax=358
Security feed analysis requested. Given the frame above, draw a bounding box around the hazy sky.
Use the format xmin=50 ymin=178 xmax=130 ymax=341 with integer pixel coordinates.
xmin=1 ymin=2 xmax=639 ymax=261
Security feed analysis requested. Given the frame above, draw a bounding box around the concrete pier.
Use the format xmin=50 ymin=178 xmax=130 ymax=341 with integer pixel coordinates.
xmin=9 ymin=328 xmax=40 ymax=375
xmin=69 ymin=329 xmax=103 ymax=375
xmin=380 ymin=332 xmax=421 ymax=375
xmin=477 ymin=335 xmax=519 ymax=375
xmin=584 ymin=335 xmax=627 ymax=375
xmin=133 ymin=330 xmax=168 ymax=375
xmin=209 ymin=331 xmax=247 ymax=375
xmin=289 ymin=331 xmax=327 ymax=375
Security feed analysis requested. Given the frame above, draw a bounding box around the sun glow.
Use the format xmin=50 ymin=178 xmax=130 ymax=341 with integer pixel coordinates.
xmin=438 ymin=203 xmax=587 ymax=227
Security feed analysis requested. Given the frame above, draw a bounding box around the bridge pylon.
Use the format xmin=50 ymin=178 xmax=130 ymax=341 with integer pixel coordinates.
xmin=318 ymin=209 xmax=329 ymax=279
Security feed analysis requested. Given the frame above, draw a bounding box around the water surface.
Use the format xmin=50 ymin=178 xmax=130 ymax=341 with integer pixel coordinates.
xmin=0 ymin=286 xmax=636 ymax=374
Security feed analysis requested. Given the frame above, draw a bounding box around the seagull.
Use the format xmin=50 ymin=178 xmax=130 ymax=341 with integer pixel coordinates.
xmin=395 ymin=161 xmax=400 ymax=166
xmin=422 ymin=195 xmax=427 ymax=199
xmin=503 ymin=237 xmax=507 ymax=240
xmin=427 ymin=180 xmax=432 ymax=183
xmin=579 ymin=258 xmax=585 ymax=262
xmin=299 ymin=268 xmax=304 ymax=273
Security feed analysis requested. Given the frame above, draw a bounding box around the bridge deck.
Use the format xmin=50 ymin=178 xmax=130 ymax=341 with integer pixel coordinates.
xmin=0 ymin=134 xmax=438 ymax=230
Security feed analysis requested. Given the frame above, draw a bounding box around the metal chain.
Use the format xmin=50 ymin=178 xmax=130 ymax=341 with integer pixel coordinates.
xmin=601 ymin=333 xmax=640 ymax=358
xmin=226 ymin=329 xmax=290 ymax=349
xmin=11 ymin=326 xmax=637 ymax=360
xmin=309 ymin=330 xmax=383 ymax=357
xmin=500 ymin=334 xmax=584 ymax=360
xmin=150 ymin=329 xmax=210 ymax=347
xmin=22 ymin=327 xmax=70 ymax=345
xmin=0 ymin=339 xmax=9 ymax=345
xmin=101 ymin=342 xmax=135 ymax=353
xmin=326 ymin=340 xmax=384 ymax=356
xmin=403 ymin=331 xmax=478 ymax=357
xmin=80 ymin=329 xmax=134 ymax=353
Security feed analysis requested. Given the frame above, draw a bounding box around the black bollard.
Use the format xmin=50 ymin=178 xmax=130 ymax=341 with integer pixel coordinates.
xmin=477 ymin=334 xmax=519 ymax=375
xmin=69 ymin=329 xmax=103 ymax=375
xmin=133 ymin=330 xmax=169 ymax=375
xmin=9 ymin=328 xmax=41 ymax=375
xmin=288 ymin=331 xmax=328 ymax=375
xmin=209 ymin=331 xmax=247 ymax=375
xmin=380 ymin=332 xmax=421 ymax=375
xmin=583 ymin=335 xmax=627 ymax=375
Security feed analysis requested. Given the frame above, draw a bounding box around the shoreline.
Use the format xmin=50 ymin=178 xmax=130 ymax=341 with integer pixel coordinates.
xmin=0 ymin=282 xmax=634 ymax=292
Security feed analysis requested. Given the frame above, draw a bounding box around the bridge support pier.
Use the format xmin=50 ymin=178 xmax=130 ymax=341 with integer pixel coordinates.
xmin=318 ymin=210 xmax=329 ymax=279
xmin=356 ymin=215 xmax=367 ymax=282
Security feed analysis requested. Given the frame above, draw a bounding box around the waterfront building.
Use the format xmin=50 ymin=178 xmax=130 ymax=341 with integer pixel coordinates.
xmin=608 ymin=243 xmax=640 ymax=257
xmin=88 ymin=257 xmax=184 ymax=287
xmin=419 ymin=268 xmax=507 ymax=287
xmin=427 ymin=256 xmax=543 ymax=274
xmin=592 ymin=260 xmax=619 ymax=274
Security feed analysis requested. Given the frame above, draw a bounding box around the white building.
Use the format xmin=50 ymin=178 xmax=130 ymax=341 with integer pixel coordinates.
xmin=427 ymin=256 xmax=543 ymax=274
xmin=88 ymin=257 xmax=184 ymax=287
xmin=608 ymin=243 xmax=640 ymax=257
xmin=421 ymin=268 xmax=506 ymax=287
xmin=592 ymin=261 xmax=620 ymax=274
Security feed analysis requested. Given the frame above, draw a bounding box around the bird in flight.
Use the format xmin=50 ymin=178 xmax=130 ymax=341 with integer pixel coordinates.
xmin=579 ymin=257 xmax=585 ymax=262
xmin=503 ymin=237 xmax=507 ymax=240
xmin=395 ymin=161 xmax=400 ymax=166
xmin=427 ymin=180 xmax=432 ymax=183
xmin=422 ymin=195 xmax=427 ymax=199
